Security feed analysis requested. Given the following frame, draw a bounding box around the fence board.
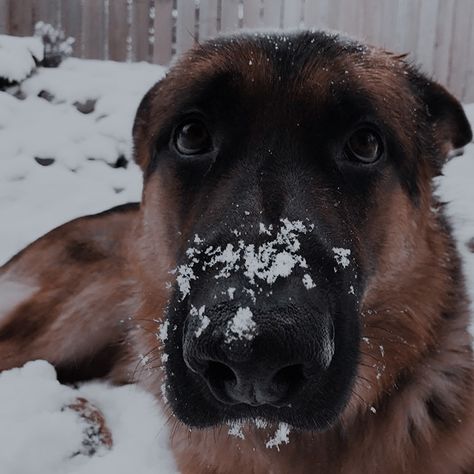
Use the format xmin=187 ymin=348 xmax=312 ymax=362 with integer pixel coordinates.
xmin=176 ymin=0 xmax=195 ymax=54
xmin=132 ymin=0 xmax=151 ymax=61
xmin=448 ymin=0 xmax=474 ymax=99
xmin=395 ymin=0 xmax=421 ymax=54
xmin=433 ymin=0 xmax=456 ymax=86
xmin=0 ymin=0 xmax=10 ymax=34
xmin=282 ymin=0 xmax=301 ymax=29
xmin=415 ymin=0 xmax=439 ymax=75
xmin=61 ymin=0 xmax=83 ymax=57
xmin=335 ymin=0 xmax=357 ymax=38
xmin=34 ymin=0 xmax=61 ymax=27
xmin=81 ymin=0 xmax=106 ymax=59
xmin=152 ymin=0 xmax=173 ymax=64
xmin=220 ymin=0 xmax=240 ymax=33
xmin=108 ymin=0 xmax=129 ymax=61
xmin=243 ymin=0 xmax=261 ymax=29
xmin=303 ymin=0 xmax=330 ymax=31
xmin=463 ymin=3 xmax=474 ymax=101
xmin=261 ymin=0 xmax=281 ymax=28
xmin=199 ymin=0 xmax=219 ymax=39
xmin=360 ymin=0 xmax=383 ymax=45
xmin=8 ymin=0 xmax=35 ymax=35
xmin=380 ymin=0 xmax=398 ymax=49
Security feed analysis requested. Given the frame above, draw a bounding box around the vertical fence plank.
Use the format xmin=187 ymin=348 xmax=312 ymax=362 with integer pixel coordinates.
xmin=243 ymin=0 xmax=261 ymax=29
xmin=303 ymin=0 xmax=330 ymax=31
xmin=176 ymin=0 xmax=195 ymax=54
xmin=282 ymin=0 xmax=301 ymax=29
xmin=336 ymin=0 xmax=363 ymax=38
xmin=261 ymin=0 xmax=281 ymax=28
xmin=415 ymin=0 xmax=439 ymax=77
xmin=359 ymin=0 xmax=383 ymax=45
xmin=220 ymin=0 xmax=239 ymax=33
xmin=108 ymin=0 xmax=129 ymax=61
xmin=0 ymin=0 xmax=10 ymax=34
xmin=132 ymin=0 xmax=151 ymax=61
xmin=448 ymin=0 xmax=474 ymax=99
xmin=153 ymin=0 xmax=173 ymax=64
xmin=379 ymin=0 xmax=398 ymax=49
xmin=33 ymin=0 xmax=61 ymax=27
xmin=199 ymin=0 xmax=219 ymax=39
xmin=463 ymin=19 xmax=474 ymax=102
xmin=395 ymin=0 xmax=421 ymax=55
xmin=61 ymin=0 xmax=82 ymax=56
xmin=8 ymin=0 xmax=35 ymax=36
xmin=462 ymin=2 xmax=474 ymax=102
xmin=82 ymin=0 xmax=106 ymax=59
xmin=432 ymin=0 xmax=455 ymax=86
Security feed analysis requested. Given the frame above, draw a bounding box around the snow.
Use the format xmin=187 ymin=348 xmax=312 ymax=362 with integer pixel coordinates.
xmin=158 ymin=320 xmax=170 ymax=343
xmin=0 ymin=35 xmax=43 ymax=83
xmin=0 ymin=48 xmax=473 ymax=473
xmin=332 ymin=247 xmax=351 ymax=268
xmin=0 ymin=361 xmax=177 ymax=474
xmin=225 ymin=306 xmax=257 ymax=343
xmin=265 ymin=422 xmax=291 ymax=451
xmin=175 ymin=219 xmax=315 ymax=304
xmin=191 ymin=305 xmax=209 ymax=337
xmin=302 ymin=273 xmax=316 ymax=289
xmin=228 ymin=420 xmax=245 ymax=439
xmin=0 ymin=57 xmax=165 ymax=265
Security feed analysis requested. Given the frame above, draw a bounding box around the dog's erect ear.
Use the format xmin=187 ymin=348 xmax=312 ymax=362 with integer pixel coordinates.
xmin=413 ymin=75 xmax=472 ymax=151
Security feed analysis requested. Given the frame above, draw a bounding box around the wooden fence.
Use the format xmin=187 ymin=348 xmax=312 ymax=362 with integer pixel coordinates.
xmin=0 ymin=0 xmax=473 ymax=102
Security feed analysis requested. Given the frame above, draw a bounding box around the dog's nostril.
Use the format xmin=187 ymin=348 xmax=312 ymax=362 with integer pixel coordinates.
xmin=271 ymin=364 xmax=305 ymax=397
xmin=201 ymin=361 xmax=241 ymax=404
xmin=206 ymin=361 xmax=237 ymax=386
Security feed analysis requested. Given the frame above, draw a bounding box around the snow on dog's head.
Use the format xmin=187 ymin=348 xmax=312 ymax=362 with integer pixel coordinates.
xmin=131 ymin=30 xmax=472 ymax=432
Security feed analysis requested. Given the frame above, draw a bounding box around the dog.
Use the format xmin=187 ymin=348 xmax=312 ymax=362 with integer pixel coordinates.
xmin=0 ymin=30 xmax=473 ymax=473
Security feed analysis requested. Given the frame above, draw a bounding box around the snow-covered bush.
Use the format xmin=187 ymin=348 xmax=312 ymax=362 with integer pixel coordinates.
xmin=0 ymin=35 xmax=43 ymax=88
xmin=34 ymin=21 xmax=75 ymax=68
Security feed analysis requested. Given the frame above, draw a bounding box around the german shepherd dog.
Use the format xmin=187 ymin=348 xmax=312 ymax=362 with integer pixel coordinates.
xmin=0 ymin=31 xmax=473 ymax=473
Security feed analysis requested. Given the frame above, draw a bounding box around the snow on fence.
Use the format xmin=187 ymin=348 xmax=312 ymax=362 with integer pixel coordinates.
xmin=0 ymin=0 xmax=473 ymax=102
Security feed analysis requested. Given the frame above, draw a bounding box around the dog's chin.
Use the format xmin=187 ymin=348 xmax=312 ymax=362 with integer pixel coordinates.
xmin=164 ymin=361 xmax=355 ymax=432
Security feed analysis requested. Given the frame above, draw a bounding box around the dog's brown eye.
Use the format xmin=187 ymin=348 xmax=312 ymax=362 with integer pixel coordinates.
xmin=174 ymin=120 xmax=212 ymax=155
xmin=345 ymin=128 xmax=383 ymax=163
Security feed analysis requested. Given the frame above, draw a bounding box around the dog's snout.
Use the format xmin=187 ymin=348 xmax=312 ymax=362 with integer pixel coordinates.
xmin=184 ymin=304 xmax=334 ymax=407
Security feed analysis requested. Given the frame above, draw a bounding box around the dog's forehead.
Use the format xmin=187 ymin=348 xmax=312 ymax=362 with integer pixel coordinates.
xmin=146 ymin=32 xmax=418 ymax=135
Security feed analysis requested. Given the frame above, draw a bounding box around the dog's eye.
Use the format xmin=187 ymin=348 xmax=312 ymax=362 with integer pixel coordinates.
xmin=174 ymin=120 xmax=212 ymax=155
xmin=345 ymin=128 xmax=383 ymax=163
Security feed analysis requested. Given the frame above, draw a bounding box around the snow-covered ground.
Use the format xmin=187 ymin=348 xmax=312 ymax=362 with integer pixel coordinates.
xmin=0 ymin=48 xmax=473 ymax=473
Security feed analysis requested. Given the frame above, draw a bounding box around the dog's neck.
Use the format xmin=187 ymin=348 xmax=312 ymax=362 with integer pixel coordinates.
xmin=163 ymin=207 xmax=474 ymax=474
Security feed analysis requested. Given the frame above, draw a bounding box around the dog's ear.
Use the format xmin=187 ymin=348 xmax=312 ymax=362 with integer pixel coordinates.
xmin=412 ymin=74 xmax=472 ymax=151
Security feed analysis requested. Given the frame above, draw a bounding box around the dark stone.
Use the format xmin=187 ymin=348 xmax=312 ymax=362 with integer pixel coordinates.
xmin=74 ymin=99 xmax=96 ymax=114
xmin=34 ymin=157 xmax=55 ymax=166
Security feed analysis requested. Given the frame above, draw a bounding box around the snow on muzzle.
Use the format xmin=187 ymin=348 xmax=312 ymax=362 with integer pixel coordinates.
xmin=183 ymin=300 xmax=335 ymax=408
xmin=174 ymin=219 xmax=339 ymax=407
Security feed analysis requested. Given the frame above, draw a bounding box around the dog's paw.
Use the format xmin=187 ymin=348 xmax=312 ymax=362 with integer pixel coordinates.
xmin=63 ymin=396 xmax=113 ymax=457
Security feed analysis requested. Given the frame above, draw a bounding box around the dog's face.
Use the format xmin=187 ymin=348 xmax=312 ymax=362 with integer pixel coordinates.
xmin=133 ymin=32 xmax=472 ymax=430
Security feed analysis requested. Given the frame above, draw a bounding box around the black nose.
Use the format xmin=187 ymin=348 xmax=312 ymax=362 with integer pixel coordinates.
xmin=198 ymin=359 xmax=306 ymax=406
xmin=184 ymin=305 xmax=334 ymax=407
